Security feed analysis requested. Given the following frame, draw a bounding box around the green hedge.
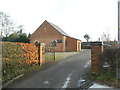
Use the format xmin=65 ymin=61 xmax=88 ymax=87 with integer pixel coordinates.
xmin=2 ymin=42 xmax=41 ymax=85
xmin=93 ymin=47 xmax=119 ymax=87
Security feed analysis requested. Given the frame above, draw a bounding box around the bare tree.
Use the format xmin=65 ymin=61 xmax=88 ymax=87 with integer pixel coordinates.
xmin=0 ymin=11 xmax=14 ymax=38
xmin=17 ymin=25 xmax=24 ymax=34
xmin=101 ymin=32 xmax=111 ymax=42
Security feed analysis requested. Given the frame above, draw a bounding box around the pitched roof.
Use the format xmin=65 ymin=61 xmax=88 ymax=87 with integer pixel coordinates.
xmin=46 ymin=20 xmax=69 ymax=36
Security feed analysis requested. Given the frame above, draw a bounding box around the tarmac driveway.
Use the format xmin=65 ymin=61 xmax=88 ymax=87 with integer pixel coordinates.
xmin=7 ymin=49 xmax=91 ymax=88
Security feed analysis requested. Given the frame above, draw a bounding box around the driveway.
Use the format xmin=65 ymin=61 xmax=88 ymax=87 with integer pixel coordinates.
xmin=6 ymin=49 xmax=91 ymax=88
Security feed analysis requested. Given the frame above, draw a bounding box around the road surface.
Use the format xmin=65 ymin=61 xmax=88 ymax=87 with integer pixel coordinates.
xmin=7 ymin=49 xmax=91 ymax=88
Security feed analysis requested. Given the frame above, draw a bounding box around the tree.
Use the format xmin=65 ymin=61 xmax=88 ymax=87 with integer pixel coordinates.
xmin=0 ymin=32 xmax=2 ymax=41
xmin=0 ymin=11 xmax=14 ymax=39
xmin=17 ymin=25 xmax=24 ymax=34
xmin=15 ymin=26 xmax=29 ymax=43
xmin=0 ymin=11 xmax=31 ymax=43
xmin=84 ymin=34 xmax=90 ymax=42
xmin=15 ymin=33 xmax=29 ymax=43
xmin=28 ymin=33 xmax=31 ymax=43
xmin=101 ymin=32 xmax=111 ymax=43
xmin=7 ymin=33 xmax=18 ymax=42
xmin=8 ymin=31 xmax=30 ymax=43
xmin=28 ymin=33 xmax=31 ymax=38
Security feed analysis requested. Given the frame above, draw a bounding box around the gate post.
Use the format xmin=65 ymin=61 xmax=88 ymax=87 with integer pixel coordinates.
xmin=35 ymin=41 xmax=45 ymax=66
xmin=91 ymin=42 xmax=103 ymax=75
xmin=40 ymin=43 xmax=45 ymax=66
xmin=35 ymin=41 xmax=41 ymax=66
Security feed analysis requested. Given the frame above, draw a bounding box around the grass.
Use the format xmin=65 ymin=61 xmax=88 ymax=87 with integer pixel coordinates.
xmin=94 ymin=74 xmax=118 ymax=88
xmin=55 ymin=52 xmax=80 ymax=60
xmin=44 ymin=52 xmax=80 ymax=64
xmin=44 ymin=53 xmax=55 ymax=64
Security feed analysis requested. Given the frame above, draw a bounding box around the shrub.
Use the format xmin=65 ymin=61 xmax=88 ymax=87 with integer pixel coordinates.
xmin=100 ymin=47 xmax=118 ymax=77
xmin=94 ymin=47 xmax=120 ymax=87
xmin=2 ymin=42 xmax=40 ymax=84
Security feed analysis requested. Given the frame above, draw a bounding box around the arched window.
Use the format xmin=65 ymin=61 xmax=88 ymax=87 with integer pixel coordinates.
xmin=34 ymin=40 xmax=41 ymax=46
xmin=51 ymin=41 xmax=56 ymax=47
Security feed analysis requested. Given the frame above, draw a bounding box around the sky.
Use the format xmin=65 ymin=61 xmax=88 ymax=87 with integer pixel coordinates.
xmin=0 ymin=0 xmax=118 ymax=41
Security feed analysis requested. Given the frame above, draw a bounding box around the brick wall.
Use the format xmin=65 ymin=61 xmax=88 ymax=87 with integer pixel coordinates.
xmin=66 ymin=36 xmax=77 ymax=52
xmin=30 ymin=21 xmax=64 ymax=52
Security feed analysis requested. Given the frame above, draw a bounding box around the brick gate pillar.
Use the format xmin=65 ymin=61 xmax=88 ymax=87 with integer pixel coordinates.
xmin=91 ymin=42 xmax=103 ymax=75
xmin=40 ymin=43 xmax=45 ymax=66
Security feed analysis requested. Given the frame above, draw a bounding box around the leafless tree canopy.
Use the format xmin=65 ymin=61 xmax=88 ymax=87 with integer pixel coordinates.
xmin=101 ymin=32 xmax=111 ymax=42
xmin=0 ymin=11 xmax=14 ymax=37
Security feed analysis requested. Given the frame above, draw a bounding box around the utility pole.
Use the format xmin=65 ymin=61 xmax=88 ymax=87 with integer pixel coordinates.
xmin=118 ymin=0 xmax=120 ymax=45
xmin=117 ymin=0 xmax=120 ymax=87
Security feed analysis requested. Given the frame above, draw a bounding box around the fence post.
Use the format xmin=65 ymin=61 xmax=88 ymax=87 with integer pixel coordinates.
xmin=91 ymin=42 xmax=103 ymax=75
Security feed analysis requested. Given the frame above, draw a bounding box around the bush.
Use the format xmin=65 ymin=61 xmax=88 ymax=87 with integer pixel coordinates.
xmin=2 ymin=42 xmax=25 ymax=82
xmin=100 ymin=47 xmax=118 ymax=77
xmin=94 ymin=47 xmax=119 ymax=87
xmin=2 ymin=42 xmax=40 ymax=84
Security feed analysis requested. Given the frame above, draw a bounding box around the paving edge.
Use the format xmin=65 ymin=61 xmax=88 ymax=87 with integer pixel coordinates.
xmin=3 ymin=74 xmax=24 ymax=88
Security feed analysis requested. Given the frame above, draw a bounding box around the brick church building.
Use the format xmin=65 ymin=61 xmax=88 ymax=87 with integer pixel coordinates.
xmin=30 ymin=20 xmax=81 ymax=52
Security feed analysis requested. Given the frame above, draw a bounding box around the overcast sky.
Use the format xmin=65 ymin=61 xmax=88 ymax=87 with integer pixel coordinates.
xmin=0 ymin=0 xmax=118 ymax=41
